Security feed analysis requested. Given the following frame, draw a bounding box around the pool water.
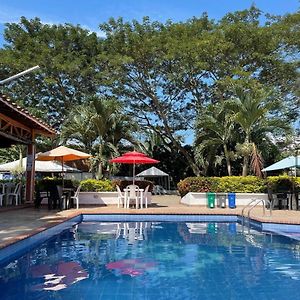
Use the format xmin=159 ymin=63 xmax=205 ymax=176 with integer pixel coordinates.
xmin=1 ymin=221 xmax=300 ymax=299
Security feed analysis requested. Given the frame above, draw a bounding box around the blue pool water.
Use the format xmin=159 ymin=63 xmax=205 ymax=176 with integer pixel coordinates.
xmin=1 ymin=221 xmax=300 ymax=299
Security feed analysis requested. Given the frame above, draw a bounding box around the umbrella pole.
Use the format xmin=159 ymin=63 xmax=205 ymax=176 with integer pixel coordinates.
xmin=133 ymin=163 xmax=135 ymax=185
xmin=62 ymin=158 xmax=65 ymax=190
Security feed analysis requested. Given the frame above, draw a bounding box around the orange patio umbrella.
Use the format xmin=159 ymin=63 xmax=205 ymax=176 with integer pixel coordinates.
xmin=36 ymin=146 xmax=91 ymax=187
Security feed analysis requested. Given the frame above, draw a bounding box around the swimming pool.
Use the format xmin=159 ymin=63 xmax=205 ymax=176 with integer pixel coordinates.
xmin=1 ymin=218 xmax=300 ymax=299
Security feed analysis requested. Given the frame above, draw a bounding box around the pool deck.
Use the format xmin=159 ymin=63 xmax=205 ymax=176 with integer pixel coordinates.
xmin=1 ymin=195 xmax=300 ymax=249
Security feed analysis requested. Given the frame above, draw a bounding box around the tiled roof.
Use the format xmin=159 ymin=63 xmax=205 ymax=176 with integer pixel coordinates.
xmin=0 ymin=94 xmax=56 ymax=136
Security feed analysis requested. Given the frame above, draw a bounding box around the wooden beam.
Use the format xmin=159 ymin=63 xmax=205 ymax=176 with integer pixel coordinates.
xmin=0 ymin=130 xmax=31 ymax=144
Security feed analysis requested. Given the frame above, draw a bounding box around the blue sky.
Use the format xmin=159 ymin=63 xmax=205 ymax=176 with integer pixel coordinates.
xmin=0 ymin=0 xmax=299 ymax=45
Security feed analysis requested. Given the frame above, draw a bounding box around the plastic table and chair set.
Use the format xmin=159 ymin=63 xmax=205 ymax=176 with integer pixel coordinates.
xmin=117 ymin=185 xmax=150 ymax=209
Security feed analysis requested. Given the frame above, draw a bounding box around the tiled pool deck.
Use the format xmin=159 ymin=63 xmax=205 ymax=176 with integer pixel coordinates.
xmin=1 ymin=195 xmax=300 ymax=249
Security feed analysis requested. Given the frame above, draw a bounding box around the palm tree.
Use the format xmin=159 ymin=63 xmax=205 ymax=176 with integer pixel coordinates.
xmin=195 ymin=103 xmax=235 ymax=175
xmin=227 ymin=87 xmax=290 ymax=176
xmin=61 ymin=96 xmax=138 ymax=178
xmin=60 ymin=104 xmax=97 ymax=153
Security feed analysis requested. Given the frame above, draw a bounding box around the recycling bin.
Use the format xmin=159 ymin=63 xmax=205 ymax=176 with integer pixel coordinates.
xmin=216 ymin=193 xmax=227 ymax=208
xmin=207 ymin=192 xmax=216 ymax=208
xmin=228 ymin=192 xmax=236 ymax=208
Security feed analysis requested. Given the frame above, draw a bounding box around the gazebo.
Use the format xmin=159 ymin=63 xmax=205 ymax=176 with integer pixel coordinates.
xmin=136 ymin=166 xmax=170 ymax=191
xmin=0 ymin=94 xmax=56 ymax=202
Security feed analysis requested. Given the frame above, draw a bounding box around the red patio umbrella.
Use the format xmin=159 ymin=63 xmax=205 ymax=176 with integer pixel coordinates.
xmin=110 ymin=151 xmax=159 ymax=185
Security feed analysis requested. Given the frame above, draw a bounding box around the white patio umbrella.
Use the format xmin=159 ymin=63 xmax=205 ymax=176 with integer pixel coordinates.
xmin=0 ymin=157 xmax=79 ymax=173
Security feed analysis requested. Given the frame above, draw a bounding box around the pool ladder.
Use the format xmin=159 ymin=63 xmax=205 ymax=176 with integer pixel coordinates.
xmin=241 ymin=199 xmax=272 ymax=231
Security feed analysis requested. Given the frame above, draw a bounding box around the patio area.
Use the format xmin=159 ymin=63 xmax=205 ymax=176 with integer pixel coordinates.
xmin=2 ymin=195 xmax=300 ymax=249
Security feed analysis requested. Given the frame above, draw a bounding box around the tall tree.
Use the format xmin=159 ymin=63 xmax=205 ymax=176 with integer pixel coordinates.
xmin=195 ymin=103 xmax=235 ymax=176
xmin=0 ymin=17 xmax=100 ymax=126
xmin=227 ymin=85 xmax=290 ymax=176
xmin=61 ymin=96 xmax=138 ymax=178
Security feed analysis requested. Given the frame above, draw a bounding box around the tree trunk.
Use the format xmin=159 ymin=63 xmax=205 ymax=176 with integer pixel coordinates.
xmin=242 ymin=134 xmax=250 ymax=177
xmin=97 ymin=143 xmax=103 ymax=179
xmin=242 ymin=155 xmax=249 ymax=176
xmin=148 ymin=92 xmax=202 ymax=176
xmin=223 ymin=144 xmax=232 ymax=176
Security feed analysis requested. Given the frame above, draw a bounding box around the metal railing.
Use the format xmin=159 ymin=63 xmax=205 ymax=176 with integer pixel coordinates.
xmin=241 ymin=199 xmax=272 ymax=229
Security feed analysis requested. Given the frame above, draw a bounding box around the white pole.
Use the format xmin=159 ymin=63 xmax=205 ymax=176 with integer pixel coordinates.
xmin=0 ymin=66 xmax=40 ymax=85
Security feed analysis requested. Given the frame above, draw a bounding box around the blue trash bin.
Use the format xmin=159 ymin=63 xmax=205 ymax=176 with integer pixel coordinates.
xmin=228 ymin=193 xmax=236 ymax=208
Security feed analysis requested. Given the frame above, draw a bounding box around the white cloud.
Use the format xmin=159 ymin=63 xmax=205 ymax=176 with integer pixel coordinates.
xmin=81 ymin=25 xmax=106 ymax=38
xmin=0 ymin=4 xmax=106 ymax=38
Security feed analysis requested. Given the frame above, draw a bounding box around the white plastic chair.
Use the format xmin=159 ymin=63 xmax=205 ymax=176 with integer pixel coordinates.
xmin=116 ymin=185 xmax=125 ymax=208
xmin=0 ymin=183 xmax=4 ymax=206
xmin=125 ymin=185 xmax=140 ymax=209
xmin=71 ymin=185 xmax=81 ymax=209
xmin=7 ymin=183 xmax=21 ymax=205
xmin=140 ymin=185 xmax=150 ymax=209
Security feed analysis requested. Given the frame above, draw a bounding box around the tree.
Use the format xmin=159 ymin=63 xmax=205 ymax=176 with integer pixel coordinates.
xmin=0 ymin=17 xmax=100 ymax=127
xmin=226 ymin=84 xmax=290 ymax=176
xmin=98 ymin=8 xmax=299 ymax=175
xmin=195 ymin=103 xmax=235 ymax=176
xmin=61 ymin=96 xmax=138 ymax=178
xmin=99 ymin=17 xmax=209 ymax=175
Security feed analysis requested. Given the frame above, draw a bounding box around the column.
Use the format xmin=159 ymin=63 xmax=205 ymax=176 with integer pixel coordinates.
xmin=25 ymin=131 xmax=36 ymax=203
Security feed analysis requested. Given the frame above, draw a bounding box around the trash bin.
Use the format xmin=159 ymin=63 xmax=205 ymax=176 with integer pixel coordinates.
xmin=217 ymin=193 xmax=227 ymax=208
xmin=228 ymin=192 xmax=236 ymax=208
xmin=207 ymin=192 xmax=216 ymax=208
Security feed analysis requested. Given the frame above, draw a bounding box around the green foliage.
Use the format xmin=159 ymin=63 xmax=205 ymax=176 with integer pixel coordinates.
xmin=0 ymin=8 xmax=299 ymax=178
xmin=177 ymin=176 xmax=266 ymax=196
xmin=80 ymin=179 xmax=113 ymax=192
xmin=0 ymin=17 xmax=100 ymax=127
xmin=60 ymin=96 xmax=139 ymax=178
xmin=215 ymin=176 xmax=266 ymax=193
xmin=36 ymin=177 xmax=77 ymax=190
xmin=112 ymin=180 xmax=154 ymax=192
xmin=266 ymin=175 xmax=296 ymax=192
xmin=177 ymin=177 xmax=220 ymax=197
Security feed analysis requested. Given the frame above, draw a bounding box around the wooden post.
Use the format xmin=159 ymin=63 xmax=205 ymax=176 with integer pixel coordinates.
xmin=25 ymin=130 xmax=36 ymax=203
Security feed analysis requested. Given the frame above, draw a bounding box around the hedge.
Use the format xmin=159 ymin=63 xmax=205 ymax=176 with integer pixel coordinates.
xmin=177 ymin=176 xmax=299 ymax=197
xmin=266 ymin=175 xmax=299 ymax=192
xmin=80 ymin=179 xmax=113 ymax=192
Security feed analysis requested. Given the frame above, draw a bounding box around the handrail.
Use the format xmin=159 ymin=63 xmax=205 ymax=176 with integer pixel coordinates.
xmin=241 ymin=199 xmax=259 ymax=226
xmin=242 ymin=198 xmax=272 ymax=228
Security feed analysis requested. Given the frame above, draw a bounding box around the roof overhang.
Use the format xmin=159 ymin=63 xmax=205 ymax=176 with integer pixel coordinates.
xmin=0 ymin=94 xmax=56 ymax=147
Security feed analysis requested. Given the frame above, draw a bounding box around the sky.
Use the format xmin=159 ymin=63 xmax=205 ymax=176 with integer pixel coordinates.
xmin=0 ymin=0 xmax=299 ymax=44
xmin=0 ymin=0 xmax=299 ymax=144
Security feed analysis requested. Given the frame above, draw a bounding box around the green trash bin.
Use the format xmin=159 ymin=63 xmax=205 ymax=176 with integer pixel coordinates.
xmin=207 ymin=192 xmax=216 ymax=208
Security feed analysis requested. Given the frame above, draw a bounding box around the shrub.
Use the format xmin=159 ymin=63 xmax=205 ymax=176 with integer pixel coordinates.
xmin=80 ymin=179 xmax=113 ymax=192
xmin=112 ymin=180 xmax=154 ymax=192
xmin=216 ymin=176 xmax=266 ymax=193
xmin=177 ymin=177 xmax=219 ymax=197
xmin=266 ymin=175 xmax=296 ymax=192
xmin=177 ymin=176 xmax=266 ymax=197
